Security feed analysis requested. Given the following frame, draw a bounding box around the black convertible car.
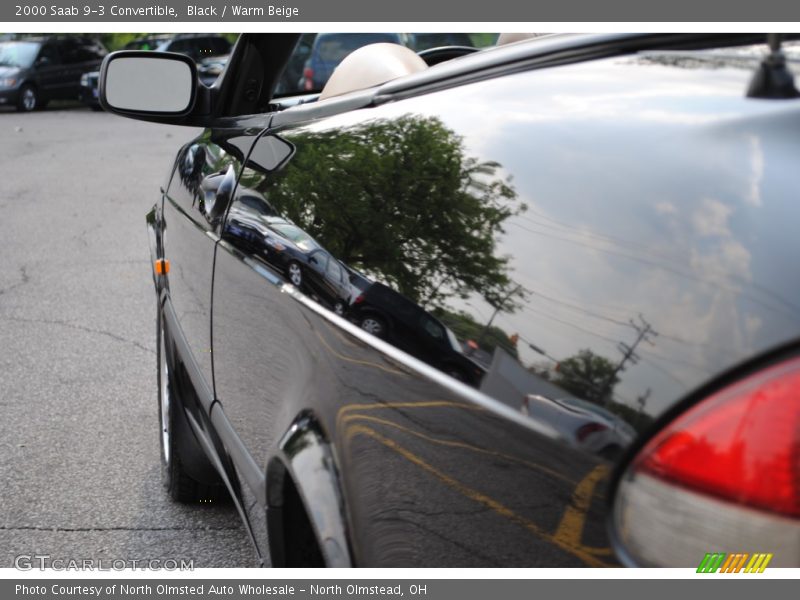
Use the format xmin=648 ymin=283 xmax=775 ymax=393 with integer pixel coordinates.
xmin=101 ymin=33 xmax=800 ymax=567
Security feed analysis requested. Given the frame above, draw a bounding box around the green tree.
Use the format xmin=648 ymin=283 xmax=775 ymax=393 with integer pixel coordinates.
xmin=433 ymin=308 xmax=518 ymax=359
xmin=553 ymin=349 xmax=619 ymax=406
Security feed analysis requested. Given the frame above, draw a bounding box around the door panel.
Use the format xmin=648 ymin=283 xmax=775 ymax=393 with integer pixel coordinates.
xmin=163 ymin=128 xmax=254 ymax=402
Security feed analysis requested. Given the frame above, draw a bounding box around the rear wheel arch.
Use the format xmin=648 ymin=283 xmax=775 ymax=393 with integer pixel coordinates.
xmin=265 ymin=415 xmax=354 ymax=567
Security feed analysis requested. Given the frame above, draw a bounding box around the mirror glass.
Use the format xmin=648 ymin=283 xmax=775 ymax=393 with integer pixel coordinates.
xmin=105 ymin=56 xmax=193 ymax=113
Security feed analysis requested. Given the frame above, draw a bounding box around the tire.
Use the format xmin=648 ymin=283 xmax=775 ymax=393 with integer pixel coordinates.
xmin=157 ymin=310 xmax=226 ymax=504
xmin=446 ymin=367 xmax=466 ymax=382
xmin=287 ymin=261 xmax=303 ymax=287
xmin=16 ymin=84 xmax=39 ymax=112
xmin=359 ymin=314 xmax=387 ymax=338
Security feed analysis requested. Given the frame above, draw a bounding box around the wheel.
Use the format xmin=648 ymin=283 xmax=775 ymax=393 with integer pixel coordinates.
xmin=446 ymin=368 xmax=466 ymax=382
xmin=333 ymin=300 xmax=345 ymax=316
xmin=157 ymin=310 xmax=226 ymax=503
xmin=287 ymin=261 xmax=303 ymax=287
xmin=16 ymin=84 xmax=39 ymax=112
xmin=359 ymin=315 xmax=387 ymax=338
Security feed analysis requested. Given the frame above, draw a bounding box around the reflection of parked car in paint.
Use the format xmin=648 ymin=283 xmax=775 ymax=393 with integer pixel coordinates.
xmin=223 ymin=209 xmax=351 ymax=314
xmin=348 ymin=282 xmax=486 ymax=385
xmin=340 ymin=263 xmax=372 ymax=307
xmin=522 ymin=394 xmax=635 ymax=458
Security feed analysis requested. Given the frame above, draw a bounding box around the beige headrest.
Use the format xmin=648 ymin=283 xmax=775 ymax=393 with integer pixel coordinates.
xmin=319 ymin=43 xmax=427 ymax=101
xmin=496 ymin=33 xmax=542 ymax=46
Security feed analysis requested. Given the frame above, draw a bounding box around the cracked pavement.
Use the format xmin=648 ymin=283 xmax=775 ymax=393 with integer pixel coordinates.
xmin=0 ymin=106 xmax=255 ymax=568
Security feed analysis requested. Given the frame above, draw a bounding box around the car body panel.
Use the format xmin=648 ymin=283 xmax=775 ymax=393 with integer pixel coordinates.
xmin=153 ymin=39 xmax=800 ymax=566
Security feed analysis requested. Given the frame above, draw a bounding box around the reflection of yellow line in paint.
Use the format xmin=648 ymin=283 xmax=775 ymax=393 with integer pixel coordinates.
xmin=552 ymin=465 xmax=612 ymax=557
xmin=336 ymin=400 xmax=488 ymax=438
xmin=314 ymin=329 xmax=407 ymax=376
xmin=320 ymin=317 xmax=361 ymax=348
xmin=345 ymin=423 xmax=612 ymax=567
xmin=342 ymin=413 xmax=576 ymax=486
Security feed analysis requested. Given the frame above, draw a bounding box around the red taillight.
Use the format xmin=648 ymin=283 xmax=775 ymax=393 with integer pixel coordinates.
xmin=576 ymin=422 xmax=608 ymax=442
xmin=633 ymin=356 xmax=800 ymax=518
xmin=303 ymin=67 xmax=314 ymax=91
xmin=353 ymin=294 xmax=364 ymax=305
xmin=613 ymin=355 xmax=800 ymax=567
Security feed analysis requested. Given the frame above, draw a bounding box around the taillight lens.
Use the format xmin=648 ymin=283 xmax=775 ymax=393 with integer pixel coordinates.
xmin=576 ymin=422 xmax=608 ymax=442
xmin=353 ymin=294 xmax=364 ymax=305
xmin=303 ymin=67 xmax=314 ymax=91
xmin=613 ymin=356 xmax=800 ymax=567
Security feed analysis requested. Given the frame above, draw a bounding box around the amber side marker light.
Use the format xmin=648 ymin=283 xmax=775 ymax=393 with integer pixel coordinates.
xmin=612 ymin=356 xmax=800 ymax=567
xmin=155 ymin=259 xmax=170 ymax=275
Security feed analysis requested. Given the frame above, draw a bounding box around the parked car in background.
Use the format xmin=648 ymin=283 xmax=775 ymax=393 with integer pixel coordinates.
xmin=197 ymin=53 xmax=230 ymax=87
xmin=407 ymin=32 xmax=474 ymax=51
xmin=155 ymin=34 xmax=232 ymax=63
xmin=298 ymin=32 xmax=405 ymax=91
xmin=0 ymin=36 xmax=106 ymax=111
xmin=80 ymin=34 xmax=232 ymax=110
xmin=100 ymin=33 xmax=800 ymax=568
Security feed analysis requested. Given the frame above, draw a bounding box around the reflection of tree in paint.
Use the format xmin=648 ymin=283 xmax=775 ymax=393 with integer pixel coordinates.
xmin=262 ymin=115 xmax=526 ymax=310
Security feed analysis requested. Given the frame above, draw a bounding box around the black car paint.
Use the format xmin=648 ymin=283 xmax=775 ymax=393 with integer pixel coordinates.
xmin=140 ymin=35 xmax=800 ymax=566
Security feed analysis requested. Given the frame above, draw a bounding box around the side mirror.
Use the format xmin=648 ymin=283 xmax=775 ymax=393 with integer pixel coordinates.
xmin=100 ymin=51 xmax=197 ymax=116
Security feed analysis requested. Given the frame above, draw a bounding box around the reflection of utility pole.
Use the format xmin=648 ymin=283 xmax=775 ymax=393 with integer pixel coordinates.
xmin=636 ymin=388 xmax=651 ymax=415
xmin=476 ymin=284 xmax=523 ymax=347
xmin=601 ymin=315 xmax=658 ymax=406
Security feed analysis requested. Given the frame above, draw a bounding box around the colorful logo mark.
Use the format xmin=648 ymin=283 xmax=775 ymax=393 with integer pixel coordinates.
xmin=697 ymin=553 xmax=773 ymax=573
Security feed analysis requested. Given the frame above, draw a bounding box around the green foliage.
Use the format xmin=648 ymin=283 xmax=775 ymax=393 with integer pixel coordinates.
xmin=433 ymin=308 xmax=518 ymax=359
xmin=467 ymin=33 xmax=499 ymax=48
xmin=606 ymin=400 xmax=654 ymax=433
xmin=260 ymin=115 xmax=525 ymax=310
xmin=553 ymin=349 xmax=619 ymax=406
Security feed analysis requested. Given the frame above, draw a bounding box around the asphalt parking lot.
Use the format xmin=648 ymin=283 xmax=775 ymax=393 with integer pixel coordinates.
xmin=0 ymin=105 xmax=255 ymax=568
